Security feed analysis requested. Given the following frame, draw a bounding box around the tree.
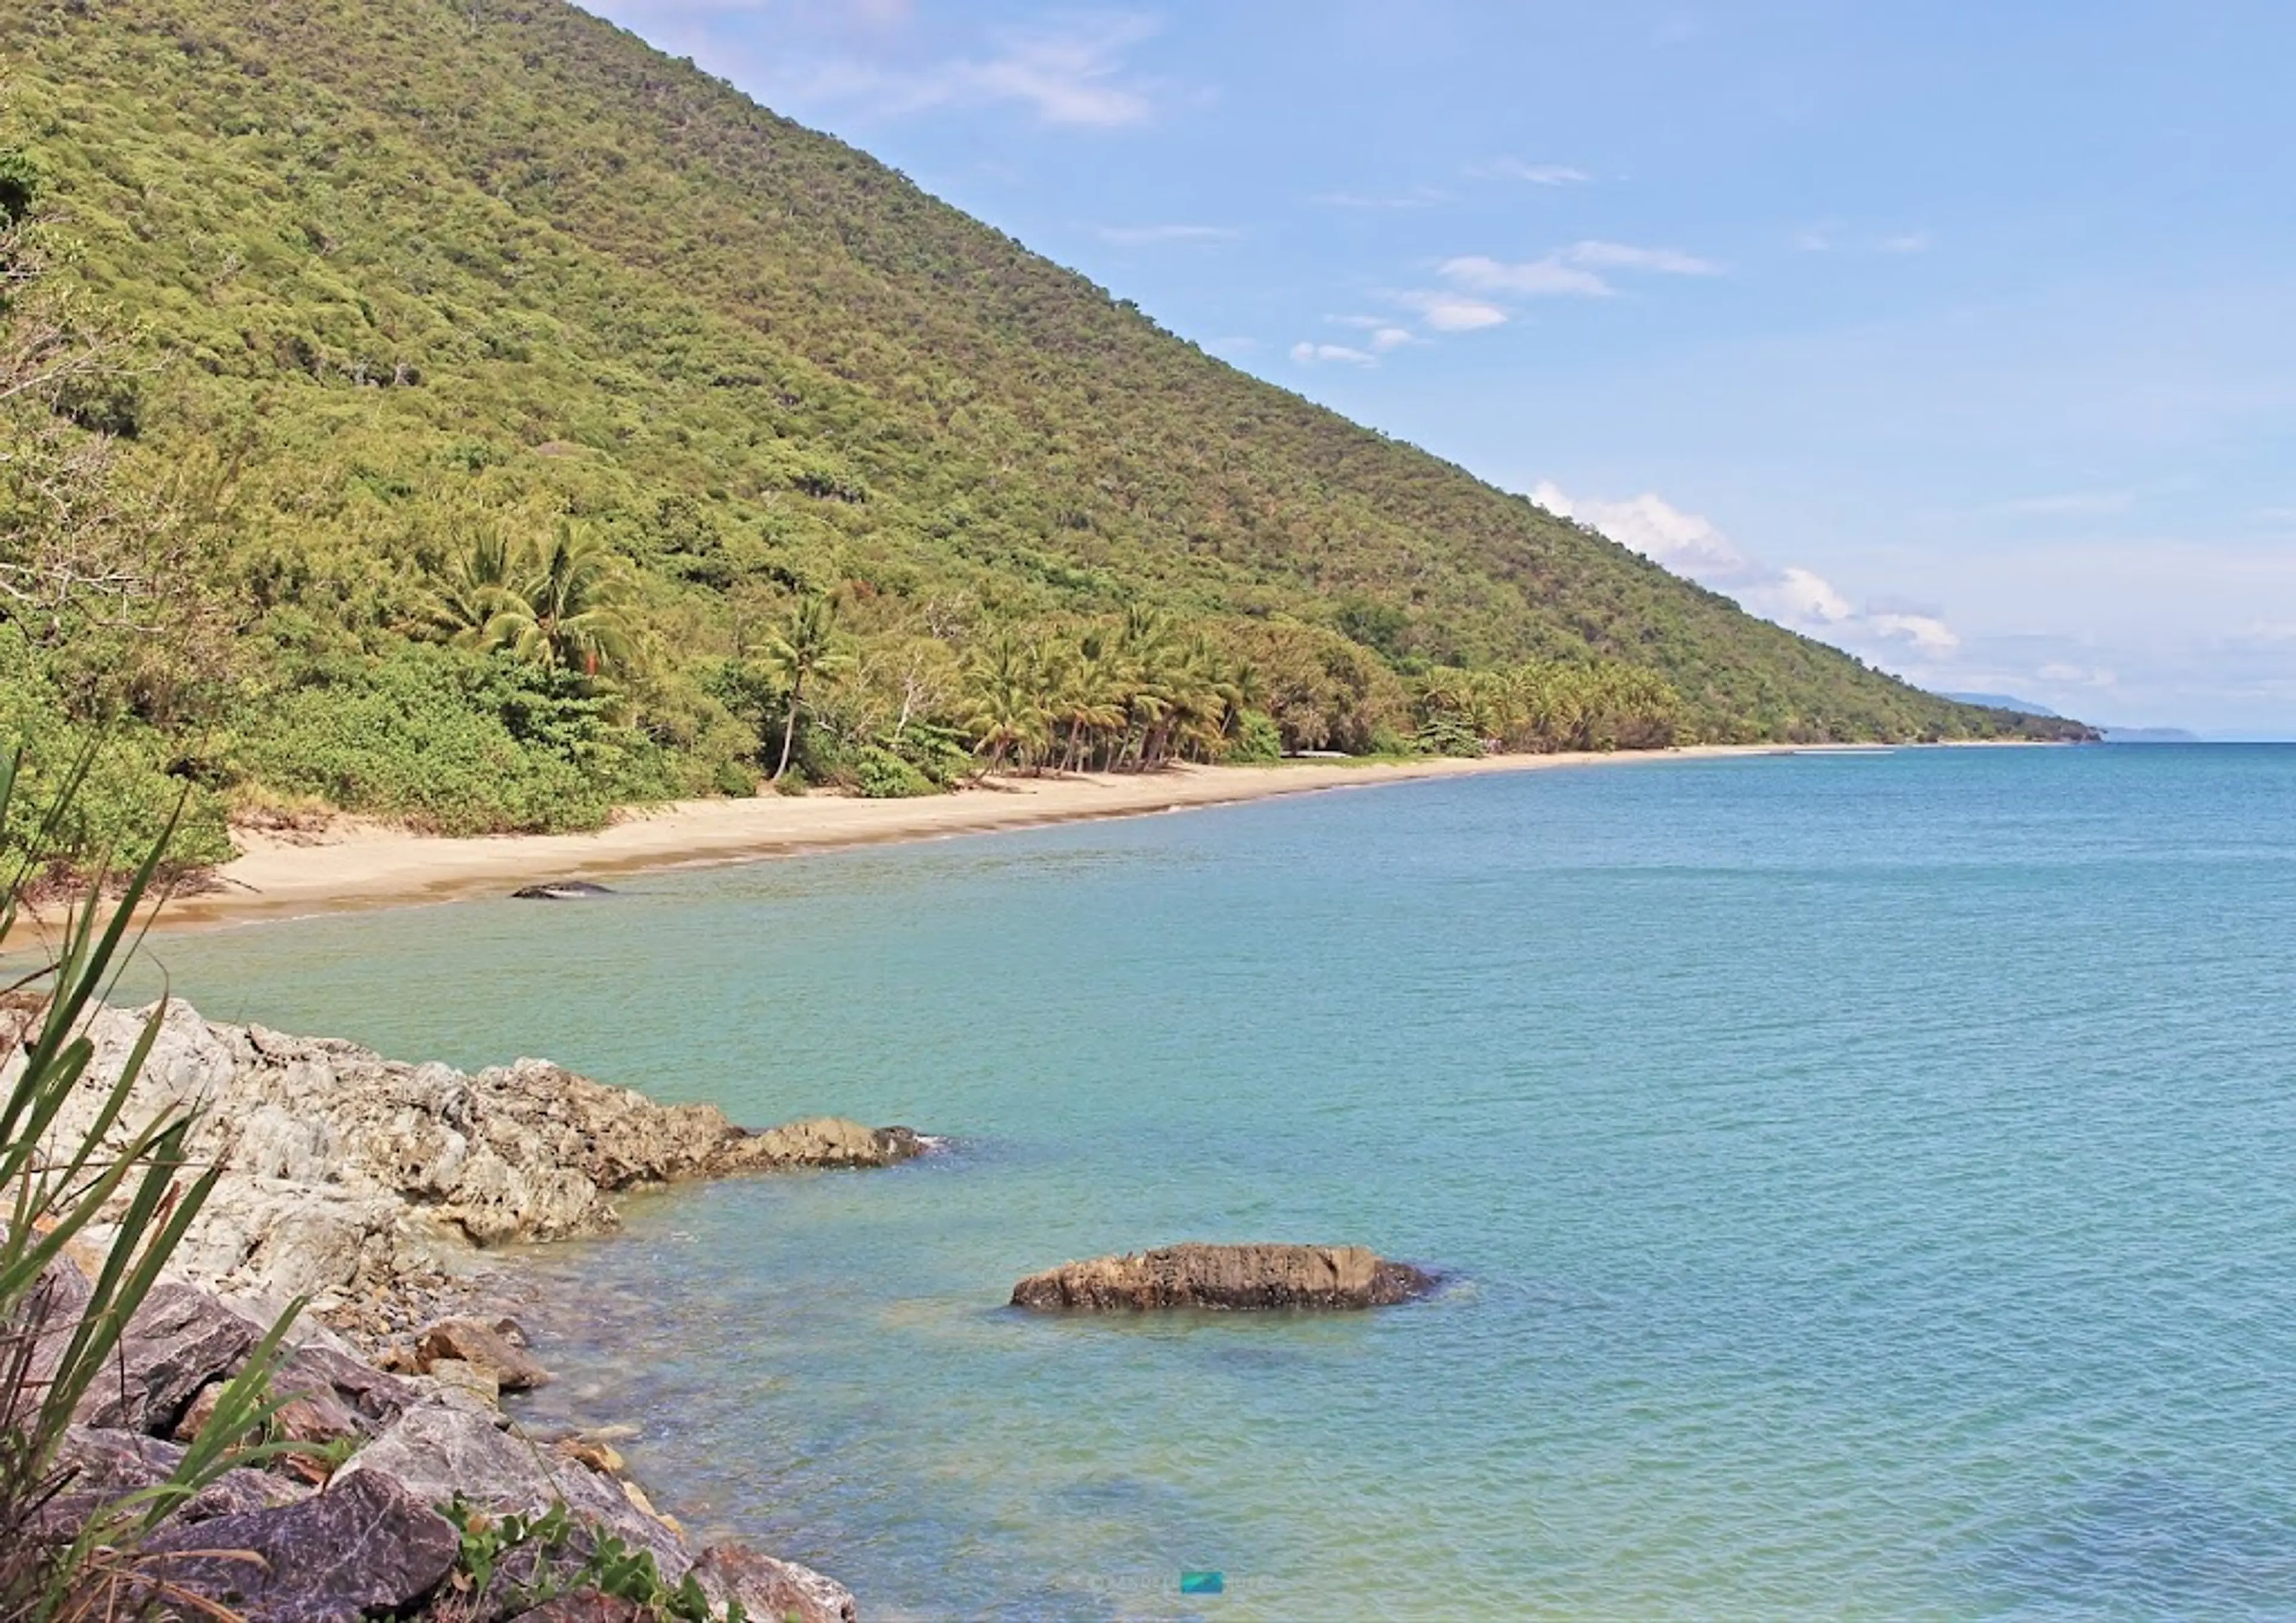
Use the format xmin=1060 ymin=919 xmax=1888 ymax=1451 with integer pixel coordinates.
xmin=423 ymin=520 xmax=640 ymax=680
xmin=960 ymin=631 xmax=1046 ymax=774
xmin=759 ymin=593 xmax=847 ymax=781
xmin=488 ymin=521 xmax=640 ymax=678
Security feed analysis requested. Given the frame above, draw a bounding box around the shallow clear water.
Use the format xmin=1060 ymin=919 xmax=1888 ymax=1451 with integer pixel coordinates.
xmin=130 ymin=747 xmax=2296 ymax=1619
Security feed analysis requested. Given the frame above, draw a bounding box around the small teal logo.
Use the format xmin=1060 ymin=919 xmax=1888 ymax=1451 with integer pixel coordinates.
xmin=1179 ymin=1570 xmax=1226 ymax=1596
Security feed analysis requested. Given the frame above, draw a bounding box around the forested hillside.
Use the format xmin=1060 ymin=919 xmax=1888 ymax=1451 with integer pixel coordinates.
xmin=0 ymin=0 xmax=2081 ymax=866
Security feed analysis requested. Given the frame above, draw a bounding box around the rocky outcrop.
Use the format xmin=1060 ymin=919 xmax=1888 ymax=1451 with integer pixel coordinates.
xmin=35 ymin=1258 xmax=857 ymax=1623
xmin=6 ymin=999 xmax=908 ymax=1618
xmin=1010 ymin=1243 xmax=1437 ymax=1311
xmin=5 ymin=1000 xmax=925 ymax=1328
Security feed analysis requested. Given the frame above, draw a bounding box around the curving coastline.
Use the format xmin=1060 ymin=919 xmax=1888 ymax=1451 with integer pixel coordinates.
xmin=172 ymin=748 xmax=1781 ymax=932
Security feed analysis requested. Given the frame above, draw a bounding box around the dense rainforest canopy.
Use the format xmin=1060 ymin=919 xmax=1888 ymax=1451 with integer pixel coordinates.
xmin=0 ymin=0 xmax=2083 ymax=868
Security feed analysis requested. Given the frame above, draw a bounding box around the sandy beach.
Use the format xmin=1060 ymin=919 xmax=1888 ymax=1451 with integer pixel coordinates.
xmin=160 ymin=745 xmax=1776 ymax=932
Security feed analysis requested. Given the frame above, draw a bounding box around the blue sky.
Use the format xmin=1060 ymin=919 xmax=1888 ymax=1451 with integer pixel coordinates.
xmin=594 ymin=1 xmax=2296 ymax=736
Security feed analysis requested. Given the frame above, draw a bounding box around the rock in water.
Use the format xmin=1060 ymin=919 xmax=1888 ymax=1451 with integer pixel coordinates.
xmin=511 ymin=879 xmax=618 ymax=899
xmin=1010 ymin=1243 xmax=1436 ymax=1312
xmin=415 ymin=1316 xmax=554 ymax=1391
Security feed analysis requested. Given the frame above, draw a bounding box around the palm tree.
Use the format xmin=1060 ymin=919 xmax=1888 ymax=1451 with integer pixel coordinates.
xmin=761 ymin=593 xmax=848 ymax=782
xmin=420 ymin=526 xmax=518 ymax=649
xmin=961 ymin=632 xmax=1048 ymax=774
xmin=425 ymin=519 xmax=640 ymax=679
xmin=488 ymin=520 xmax=640 ymax=677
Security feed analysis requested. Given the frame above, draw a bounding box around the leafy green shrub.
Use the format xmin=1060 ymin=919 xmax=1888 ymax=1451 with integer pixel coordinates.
xmin=1225 ymin=710 xmax=1283 ymax=764
xmin=239 ymin=644 xmax=623 ymax=833
xmin=442 ymin=1497 xmax=745 ymax=1623
xmin=0 ymin=635 xmax=233 ymax=873
xmin=851 ymin=745 xmax=936 ymax=799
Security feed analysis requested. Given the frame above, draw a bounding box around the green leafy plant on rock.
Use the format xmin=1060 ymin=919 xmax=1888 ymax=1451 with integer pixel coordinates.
xmin=441 ymin=1496 xmax=753 ymax=1623
xmin=0 ymin=747 xmax=301 ymax=1620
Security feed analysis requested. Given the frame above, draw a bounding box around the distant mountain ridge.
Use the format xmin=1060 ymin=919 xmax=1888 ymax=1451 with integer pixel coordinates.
xmin=1943 ymin=692 xmax=2063 ymax=718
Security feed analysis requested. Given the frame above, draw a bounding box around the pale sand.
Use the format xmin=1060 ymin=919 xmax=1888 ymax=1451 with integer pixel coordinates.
xmin=160 ymin=745 xmax=1779 ymax=933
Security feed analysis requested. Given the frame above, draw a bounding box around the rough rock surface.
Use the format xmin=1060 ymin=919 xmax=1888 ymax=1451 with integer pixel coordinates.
xmin=66 ymin=1279 xmax=257 ymax=1432
xmin=418 ymin=1316 xmax=554 ymax=1391
xmin=10 ymin=1000 xmax=903 ymax=1619
xmin=142 ymin=1469 xmax=459 ymax=1622
xmin=1010 ymin=1243 xmax=1436 ymax=1311
xmin=335 ymin=1399 xmax=691 ymax=1575
xmin=4 ymin=999 xmax=925 ymax=1326
xmin=692 ymin=1545 xmax=860 ymax=1623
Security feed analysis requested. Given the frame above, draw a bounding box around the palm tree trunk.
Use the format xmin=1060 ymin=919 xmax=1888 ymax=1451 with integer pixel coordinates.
xmin=773 ymin=677 xmax=804 ymax=781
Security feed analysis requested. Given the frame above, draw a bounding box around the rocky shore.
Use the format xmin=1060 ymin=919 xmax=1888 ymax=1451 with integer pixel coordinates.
xmin=11 ymin=998 xmax=925 ymax=1622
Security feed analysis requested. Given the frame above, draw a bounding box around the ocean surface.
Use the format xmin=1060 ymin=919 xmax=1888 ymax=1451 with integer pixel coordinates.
xmin=129 ymin=746 xmax=2296 ymax=1619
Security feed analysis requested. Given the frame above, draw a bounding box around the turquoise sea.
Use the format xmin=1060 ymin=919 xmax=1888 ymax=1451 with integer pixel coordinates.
xmin=132 ymin=746 xmax=2296 ymax=1619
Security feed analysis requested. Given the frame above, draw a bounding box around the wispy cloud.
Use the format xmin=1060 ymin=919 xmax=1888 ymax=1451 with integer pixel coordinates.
xmin=1332 ymin=316 xmax=1416 ymax=351
xmin=1564 ymin=240 xmax=1723 ymax=276
xmin=2004 ymin=489 xmax=2138 ymax=516
xmin=1096 ymin=222 xmax=1239 ymax=246
xmin=1438 ymin=240 xmax=1723 ymax=303
xmin=1532 ymin=482 xmax=1962 ymax=662
xmin=1880 ymin=230 xmax=1932 ymax=254
xmin=665 ymin=8 xmax=1169 ymax=129
xmin=1440 ymin=254 xmax=1613 ymax=299
xmin=1290 ymin=340 xmax=1377 ymax=365
xmin=1471 ymin=158 xmax=1592 ymax=185
xmin=1311 ymin=187 xmax=1451 ymax=210
xmin=1391 ymin=289 xmax=1510 ymax=331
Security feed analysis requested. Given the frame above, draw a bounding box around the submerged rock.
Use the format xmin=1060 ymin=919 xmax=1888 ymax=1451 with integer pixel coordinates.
xmin=1010 ymin=1243 xmax=1436 ymax=1312
xmin=511 ymin=879 xmax=618 ymax=900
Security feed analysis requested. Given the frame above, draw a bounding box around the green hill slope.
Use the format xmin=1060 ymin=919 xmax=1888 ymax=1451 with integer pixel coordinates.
xmin=0 ymin=0 xmax=2081 ymax=861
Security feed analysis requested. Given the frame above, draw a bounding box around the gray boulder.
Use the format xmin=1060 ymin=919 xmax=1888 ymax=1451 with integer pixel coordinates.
xmin=141 ymin=1469 xmax=457 ymax=1622
xmin=336 ymin=1401 xmax=688 ymax=1576
xmin=692 ymin=1545 xmax=859 ymax=1623
xmin=69 ymin=1280 xmax=257 ymax=1432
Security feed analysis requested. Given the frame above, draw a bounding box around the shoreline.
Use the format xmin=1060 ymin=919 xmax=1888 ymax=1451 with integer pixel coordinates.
xmin=161 ymin=745 xmax=1782 ymax=934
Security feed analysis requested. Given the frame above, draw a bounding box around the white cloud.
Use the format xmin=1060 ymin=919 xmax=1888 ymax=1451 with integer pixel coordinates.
xmin=1290 ymin=340 xmax=1376 ymax=366
xmin=2005 ymin=489 xmax=2136 ymax=516
xmin=1311 ymin=187 xmax=1451 ymax=209
xmin=1096 ymin=222 xmax=1238 ymax=246
xmin=1562 ymin=240 xmax=1723 ymax=276
xmin=688 ymin=8 xmax=1166 ymax=128
xmin=1880 ymin=231 xmax=1932 ymax=254
xmin=1329 ymin=317 xmax=1418 ymax=351
xmin=1436 ymin=240 xmax=1722 ymax=307
xmin=1534 ymin=481 xmax=1964 ymax=664
xmin=1529 ymin=482 xmax=1750 ymax=578
xmin=1473 ymin=158 xmax=1592 ymax=185
xmin=1393 ymin=289 xmax=1510 ymax=331
xmin=1439 ymin=254 xmax=1613 ymax=299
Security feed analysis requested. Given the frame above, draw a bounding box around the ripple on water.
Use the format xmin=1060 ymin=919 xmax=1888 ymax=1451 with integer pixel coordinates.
xmin=133 ymin=747 xmax=2296 ymax=1619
